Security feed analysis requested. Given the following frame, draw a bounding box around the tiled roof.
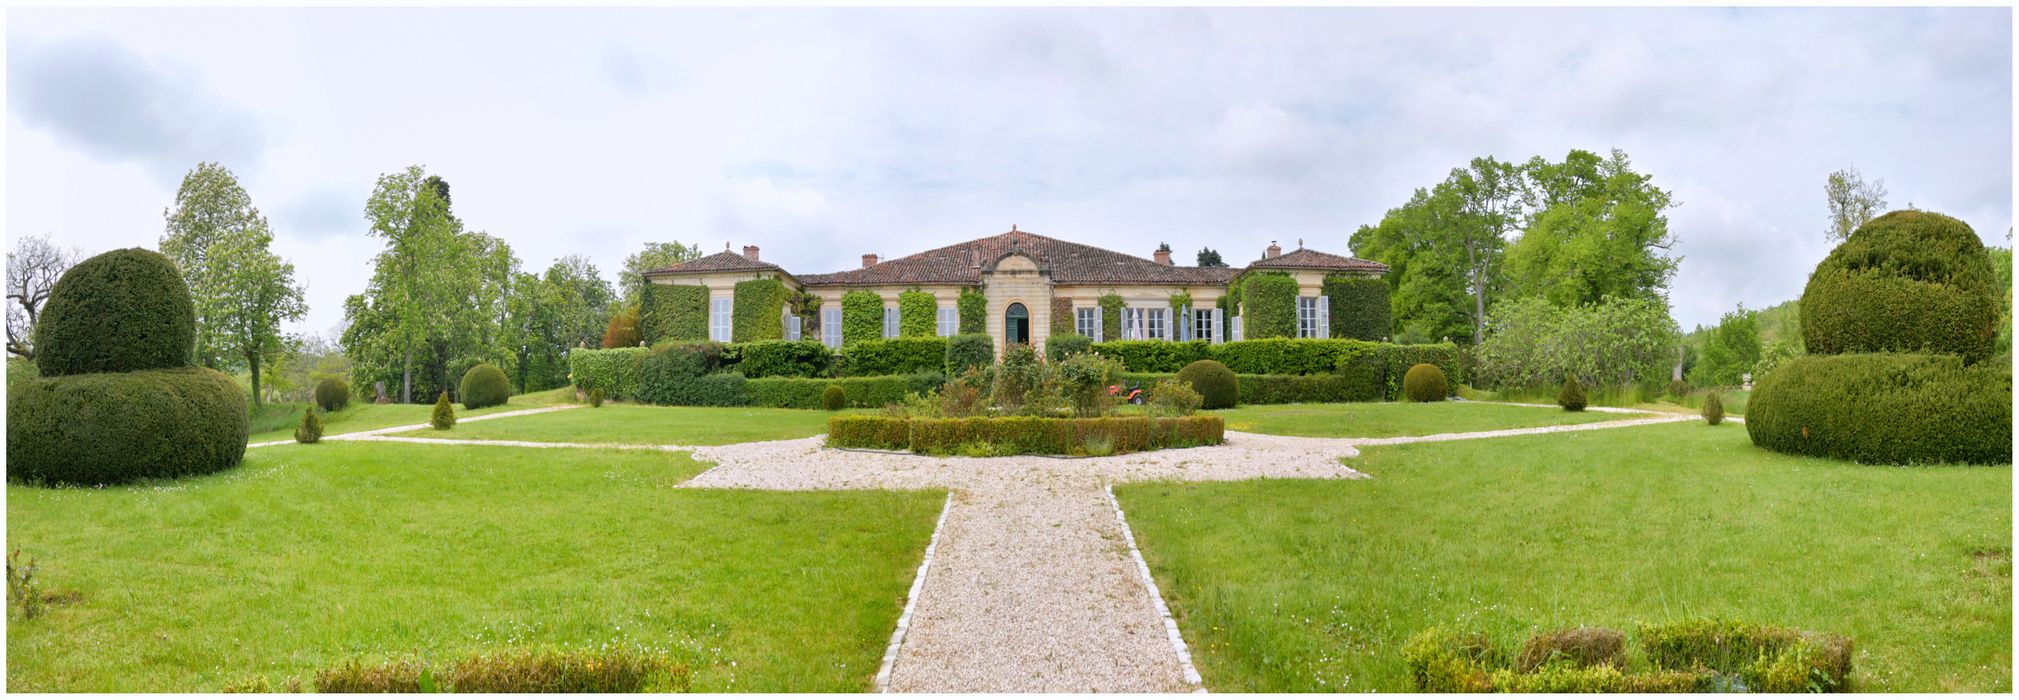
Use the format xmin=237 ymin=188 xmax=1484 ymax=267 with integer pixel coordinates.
xmin=645 ymin=250 xmax=781 ymax=275
xmin=798 ymin=230 xmax=1241 ymax=287
xmin=1246 ymin=248 xmax=1390 ymax=273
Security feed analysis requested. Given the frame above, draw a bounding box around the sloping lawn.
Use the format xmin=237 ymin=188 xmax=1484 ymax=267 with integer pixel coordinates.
xmin=245 ymin=387 xmax=577 ymax=444
xmin=1212 ymin=401 xmax=1619 ymax=438
xmin=391 ymin=404 xmax=859 ymax=445
xmin=6 ymin=442 xmax=944 ymax=692
xmin=1116 ymin=422 xmax=2011 ymax=692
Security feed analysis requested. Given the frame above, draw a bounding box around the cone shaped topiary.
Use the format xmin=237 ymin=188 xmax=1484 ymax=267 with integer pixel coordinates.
xmin=432 ymin=391 xmax=456 ymax=430
xmin=1403 ymin=363 xmax=1449 ymax=402
xmin=1558 ymin=376 xmax=1587 ymax=412
xmin=820 ymin=384 xmax=847 ymax=411
xmin=1701 ymin=391 xmax=1724 ymax=426
xmin=295 ymin=407 xmax=324 ymax=444
xmin=589 ymin=387 xmax=605 ymax=407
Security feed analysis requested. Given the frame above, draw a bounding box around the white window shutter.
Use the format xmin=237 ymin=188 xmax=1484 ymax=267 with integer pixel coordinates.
xmin=1318 ymin=295 xmax=1331 ymax=339
xmin=1213 ymin=308 xmax=1224 ymax=344
xmin=1094 ymin=306 xmax=1103 ymax=342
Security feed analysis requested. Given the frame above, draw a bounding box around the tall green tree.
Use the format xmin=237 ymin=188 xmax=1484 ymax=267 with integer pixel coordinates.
xmin=1195 ymin=247 xmax=1227 ymax=267
xmin=620 ymin=242 xmax=702 ymax=304
xmin=1824 ymin=166 xmax=1887 ymax=241
xmin=1502 ymin=149 xmax=1679 ymax=307
xmin=1687 ymin=303 xmax=1761 ymax=388
xmin=348 ymin=166 xmax=466 ymax=403
xmin=160 ymin=162 xmax=308 ymax=403
xmin=1348 ymin=160 xmax=1516 ymax=345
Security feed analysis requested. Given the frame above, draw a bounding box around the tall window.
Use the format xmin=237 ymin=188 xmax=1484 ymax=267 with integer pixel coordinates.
xmin=1297 ymin=296 xmax=1320 ymax=338
xmin=883 ymin=306 xmax=899 ymax=338
xmin=1146 ymin=307 xmax=1168 ymax=341
xmin=1121 ymin=307 xmax=1141 ymax=340
xmin=1075 ymin=307 xmax=1100 ymax=340
xmin=937 ymin=305 xmax=957 ymax=337
xmin=1193 ymin=308 xmax=1215 ymax=343
xmin=710 ymin=297 xmax=733 ymax=342
xmin=822 ymin=308 xmax=842 ymax=348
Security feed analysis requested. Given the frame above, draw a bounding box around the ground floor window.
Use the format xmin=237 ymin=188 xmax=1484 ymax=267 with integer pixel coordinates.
xmin=822 ymin=308 xmax=842 ymax=347
xmin=937 ymin=305 xmax=957 ymax=337
xmin=1194 ymin=307 xmax=1216 ymax=343
xmin=883 ymin=306 xmax=899 ymax=338
xmin=710 ymin=297 xmax=733 ymax=342
xmin=1145 ymin=307 xmax=1168 ymax=340
xmin=1076 ymin=307 xmax=1100 ymax=340
xmin=1297 ymin=296 xmax=1319 ymax=338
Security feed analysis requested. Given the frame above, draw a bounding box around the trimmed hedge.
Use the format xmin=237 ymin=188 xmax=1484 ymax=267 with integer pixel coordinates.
xmin=459 ymin=363 xmax=512 ymax=409
xmin=746 ymin=373 xmax=946 ymax=409
xmin=1801 ymin=210 xmax=1999 ymax=362
xmin=1405 ymin=620 xmax=1852 ymax=693
xmin=1175 ymin=360 xmax=1238 ymax=409
xmin=898 ymin=289 xmax=937 ymax=337
xmin=1045 ymin=333 xmax=1093 ymax=361
xmin=1091 ymin=339 xmax=1211 ymax=373
xmin=314 ymin=649 xmax=686 ymax=693
xmin=640 ymin=283 xmax=707 ymax=344
xmin=731 ymin=278 xmax=787 ymax=342
xmin=840 ymin=290 xmax=883 ymax=346
xmin=1403 ymin=363 xmax=1448 ymax=402
xmin=827 ymin=414 xmax=1224 ymax=456
xmin=1241 ymin=272 xmax=1299 ymax=339
xmin=635 ymin=344 xmax=742 ymax=406
xmin=35 ymin=248 xmax=196 ymax=376
xmin=945 ymin=333 xmax=993 ymax=374
xmin=8 ymin=367 xmax=248 ymax=485
xmin=1214 ymin=337 xmax=1367 ymax=375
xmin=956 ymin=288 xmax=987 ymax=334
xmin=726 ymin=340 xmax=830 ymax=378
xmin=568 ymin=347 xmax=652 ymax=400
xmin=1638 ymin=619 xmax=1853 ymax=693
xmin=1129 ymin=371 xmax=1349 ymax=405
xmin=315 ymin=377 xmax=351 ymax=412
xmin=1324 ymin=273 xmax=1391 ymax=341
xmin=1745 ymin=353 xmax=2011 ymax=464
xmin=839 ymin=337 xmax=946 ymax=376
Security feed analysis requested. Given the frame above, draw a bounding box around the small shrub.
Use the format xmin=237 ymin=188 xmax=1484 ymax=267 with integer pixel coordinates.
xmin=314 ymin=377 xmax=351 ymax=412
xmin=1176 ymin=360 xmax=1238 ymax=409
xmin=314 ymin=658 xmax=431 ymax=693
xmin=459 ymin=363 xmax=511 ymax=409
xmin=1639 ymin=619 xmax=1853 ymax=693
xmin=1403 ymin=363 xmax=1448 ymax=402
xmin=1702 ymin=391 xmax=1724 ymax=426
xmin=431 ymin=391 xmax=456 ymax=430
xmin=991 ymin=343 xmax=1046 ymax=415
xmin=1403 ymin=627 xmax=1501 ymax=692
xmin=1667 ymin=377 xmax=1688 ymax=399
xmin=1558 ymin=375 xmax=1587 ymax=411
xmin=820 ymin=384 xmax=847 ymax=411
xmin=945 ymin=333 xmax=994 ymax=375
xmin=938 ymin=367 xmax=992 ymax=418
xmin=295 ymin=408 xmax=323 ymax=444
xmin=1146 ymin=378 xmax=1203 ymax=417
xmin=1046 ymin=332 xmax=1093 ymax=361
xmin=601 ymin=304 xmax=641 ymax=348
xmin=33 ymin=248 xmax=195 ymax=377
xmin=588 ymin=387 xmax=604 ymax=407
xmin=7 ymin=549 xmax=45 ymax=620
xmin=1515 ymin=627 xmax=1625 ymax=672
xmin=446 ymin=648 xmax=687 ymax=693
xmin=1054 ymin=351 xmax=1123 ymax=417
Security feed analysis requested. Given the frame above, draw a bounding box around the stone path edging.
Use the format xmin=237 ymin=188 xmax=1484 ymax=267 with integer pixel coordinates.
xmin=875 ymin=492 xmax=955 ymax=693
xmin=1104 ymin=484 xmax=1204 ymax=690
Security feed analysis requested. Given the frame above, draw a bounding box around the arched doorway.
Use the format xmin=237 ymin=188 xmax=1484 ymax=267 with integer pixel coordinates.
xmin=1005 ymin=302 xmax=1030 ymax=346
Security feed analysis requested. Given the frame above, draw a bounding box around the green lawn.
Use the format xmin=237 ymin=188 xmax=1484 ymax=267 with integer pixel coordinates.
xmin=245 ymin=388 xmax=577 ymax=444
xmin=1116 ymin=422 xmax=2011 ymax=692
xmin=390 ymin=404 xmax=861 ymax=446
xmin=1212 ymin=401 xmax=1620 ymax=438
xmin=7 ymin=442 xmax=944 ymax=692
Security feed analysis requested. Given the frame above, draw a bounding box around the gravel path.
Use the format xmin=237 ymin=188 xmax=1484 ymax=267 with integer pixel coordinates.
xmin=246 ymin=404 xmax=582 ymax=449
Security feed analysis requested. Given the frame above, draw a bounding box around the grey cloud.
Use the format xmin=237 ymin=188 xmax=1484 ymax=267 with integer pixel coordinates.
xmin=7 ymin=35 xmax=269 ymax=179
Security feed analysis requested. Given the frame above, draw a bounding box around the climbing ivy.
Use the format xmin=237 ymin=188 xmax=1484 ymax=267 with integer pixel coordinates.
xmin=1098 ymin=292 xmax=1124 ymax=341
xmin=898 ymin=289 xmax=937 ymax=337
xmin=732 ymin=278 xmax=787 ymax=342
xmin=641 ymin=283 xmax=708 ymax=344
xmin=1242 ymin=272 xmax=1298 ymax=339
xmin=841 ymin=290 xmax=884 ymax=346
xmin=957 ymin=288 xmax=987 ymax=334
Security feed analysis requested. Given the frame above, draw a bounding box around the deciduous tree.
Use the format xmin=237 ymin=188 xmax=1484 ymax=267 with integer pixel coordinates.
xmin=1825 ymin=166 xmax=1888 ymax=242
xmin=161 ymin=163 xmax=308 ymax=403
xmin=6 ymin=234 xmax=77 ymax=359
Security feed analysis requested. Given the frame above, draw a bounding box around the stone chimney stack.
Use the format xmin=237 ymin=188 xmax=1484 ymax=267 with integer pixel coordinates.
xmin=1266 ymin=241 xmax=1282 ymax=259
xmin=1153 ymin=247 xmax=1172 ymax=266
xmin=742 ymin=245 xmax=760 ymax=261
xmin=862 ymin=253 xmax=880 ymax=269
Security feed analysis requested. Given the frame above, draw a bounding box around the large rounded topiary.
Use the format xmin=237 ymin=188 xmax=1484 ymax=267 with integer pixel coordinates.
xmin=315 ymin=377 xmax=351 ymax=412
xmin=34 ymin=248 xmax=196 ymax=377
xmin=1177 ymin=359 xmax=1239 ymax=409
xmin=7 ymin=367 xmax=248 ymax=485
xmin=1746 ymin=354 xmax=2010 ymax=464
xmin=1402 ymin=363 xmax=1448 ymax=402
xmin=1800 ymin=210 xmax=1999 ymax=363
xmin=460 ymin=363 xmax=511 ymax=409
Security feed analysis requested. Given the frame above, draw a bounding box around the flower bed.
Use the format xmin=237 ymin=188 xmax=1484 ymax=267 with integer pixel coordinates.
xmin=827 ymin=414 xmax=1223 ymax=456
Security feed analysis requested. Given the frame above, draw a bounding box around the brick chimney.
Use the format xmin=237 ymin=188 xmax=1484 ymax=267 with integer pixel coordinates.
xmin=1265 ymin=241 xmax=1282 ymax=259
xmin=1153 ymin=247 xmax=1172 ymax=266
xmin=862 ymin=253 xmax=880 ymax=269
xmin=742 ymin=245 xmax=760 ymax=261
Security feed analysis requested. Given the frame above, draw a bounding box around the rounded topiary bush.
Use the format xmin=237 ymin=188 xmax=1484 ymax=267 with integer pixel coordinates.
xmin=459 ymin=363 xmax=511 ymax=409
xmin=6 ymin=367 xmax=248 ymax=485
xmin=1800 ymin=210 xmax=2000 ymax=362
xmin=1746 ymin=353 xmax=2011 ymax=464
xmin=315 ymin=377 xmax=351 ymax=412
xmin=1559 ymin=376 xmax=1587 ymax=411
xmin=820 ymin=384 xmax=847 ymax=411
xmin=1177 ymin=359 xmax=1239 ymax=409
xmin=34 ymin=248 xmax=196 ymax=377
xmin=1402 ymin=363 xmax=1448 ymax=402
xmin=1045 ymin=333 xmax=1093 ymax=362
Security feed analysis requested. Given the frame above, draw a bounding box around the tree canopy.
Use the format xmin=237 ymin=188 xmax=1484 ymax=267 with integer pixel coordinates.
xmin=160 ymin=162 xmax=307 ymax=404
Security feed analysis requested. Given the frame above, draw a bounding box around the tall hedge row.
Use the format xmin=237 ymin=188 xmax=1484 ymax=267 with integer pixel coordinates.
xmin=1323 ymin=274 xmax=1391 ymax=341
xmin=8 ymin=367 xmax=248 ymax=485
xmin=640 ymin=284 xmax=708 ymax=344
xmin=898 ymin=289 xmax=937 ymax=337
xmin=727 ymin=340 xmax=831 ymax=378
xmin=841 ymin=290 xmax=883 ymax=345
xmin=1745 ymin=353 xmax=2011 ymax=465
xmin=568 ymin=347 xmax=652 ymax=399
xmin=1241 ymin=272 xmax=1299 ymax=339
xmin=1800 ymin=211 xmax=1999 ymax=362
xmin=839 ymin=337 xmax=946 ymax=376
xmin=731 ymin=278 xmax=787 ymax=343
xmin=34 ymin=248 xmax=197 ymax=377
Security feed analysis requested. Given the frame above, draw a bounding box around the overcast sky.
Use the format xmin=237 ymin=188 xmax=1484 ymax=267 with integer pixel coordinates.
xmin=7 ymin=6 xmax=2012 ymax=336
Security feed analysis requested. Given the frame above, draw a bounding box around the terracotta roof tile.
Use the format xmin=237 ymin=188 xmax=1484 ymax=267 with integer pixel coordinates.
xmin=645 ymin=250 xmax=781 ymax=275
xmin=800 ymin=230 xmax=1240 ymax=287
xmin=1246 ymin=248 xmax=1390 ymax=273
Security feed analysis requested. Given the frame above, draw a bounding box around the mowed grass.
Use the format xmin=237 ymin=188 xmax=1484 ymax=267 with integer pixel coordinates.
xmin=1116 ymin=422 xmax=2011 ymax=692
xmin=6 ymin=442 xmax=944 ymax=692
xmin=391 ymin=404 xmax=862 ymax=445
xmin=244 ymin=387 xmax=578 ymax=444
xmin=1212 ymin=401 xmax=1619 ymax=438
